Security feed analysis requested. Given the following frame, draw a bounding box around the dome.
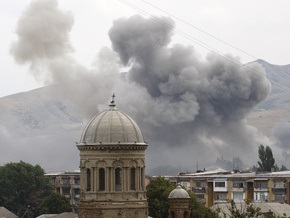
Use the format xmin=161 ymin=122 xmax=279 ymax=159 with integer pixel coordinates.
xmin=168 ymin=185 xmax=190 ymax=199
xmin=80 ymin=104 xmax=145 ymax=144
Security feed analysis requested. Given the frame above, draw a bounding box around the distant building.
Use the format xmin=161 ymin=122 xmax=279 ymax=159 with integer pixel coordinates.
xmin=45 ymin=171 xmax=80 ymax=212
xmin=156 ymin=169 xmax=290 ymax=208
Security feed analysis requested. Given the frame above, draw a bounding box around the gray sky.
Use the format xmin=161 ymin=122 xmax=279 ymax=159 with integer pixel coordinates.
xmin=1 ymin=0 xmax=290 ymax=98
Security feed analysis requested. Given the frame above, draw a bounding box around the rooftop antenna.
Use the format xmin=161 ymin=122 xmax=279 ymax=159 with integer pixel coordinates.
xmin=109 ymin=93 xmax=116 ymax=107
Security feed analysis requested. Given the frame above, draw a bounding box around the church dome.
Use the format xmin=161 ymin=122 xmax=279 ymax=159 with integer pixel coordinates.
xmin=168 ymin=185 xmax=190 ymax=199
xmin=80 ymin=102 xmax=145 ymax=144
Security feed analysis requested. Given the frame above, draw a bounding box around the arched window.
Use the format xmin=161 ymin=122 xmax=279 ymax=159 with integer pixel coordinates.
xmin=115 ymin=168 xmax=121 ymax=191
xmin=140 ymin=167 xmax=144 ymax=190
xmin=99 ymin=168 xmax=105 ymax=191
xmin=130 ymin=168 xmax=136 ymax=190
xmin=86 ymin=168 xmax=91 ymax=191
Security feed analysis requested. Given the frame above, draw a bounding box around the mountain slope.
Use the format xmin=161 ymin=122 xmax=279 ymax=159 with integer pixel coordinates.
xmin=246 ymin=60 xmax=290 ymax=137
xmin=0 ymin=59 xmax=289 ymax=171
xmin=0 ymin=86 xmax=84 ymax=137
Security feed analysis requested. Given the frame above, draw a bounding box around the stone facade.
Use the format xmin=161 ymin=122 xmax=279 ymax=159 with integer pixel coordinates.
xmin=168 ymin=198 xmax=190 ymax=218
xmin=76 ymin=100 xmax=148 ymax=218
xmin=168 ymin=186 xmax=190 ymax=218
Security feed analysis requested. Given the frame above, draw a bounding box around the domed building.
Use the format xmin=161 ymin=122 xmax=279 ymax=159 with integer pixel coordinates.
xmin=168 ymin=185 xmax=190 ymax=218
xmin=76 ymin=95 xmax=148 ymax=218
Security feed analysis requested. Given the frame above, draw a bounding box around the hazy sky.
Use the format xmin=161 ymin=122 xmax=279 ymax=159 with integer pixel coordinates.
xmin=1 ymin=0 xmax=290 ymax=98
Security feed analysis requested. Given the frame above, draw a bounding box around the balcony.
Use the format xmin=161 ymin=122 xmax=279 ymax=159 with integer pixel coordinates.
xmin=254 ymin=187 xmax=268 ymax=192
xmin=61 ymin=183 xmax=71 ymax=188
xmin=192 ymin=187 xmax=206 ymax=193
xmin=272 ymin=187 xmax=286 ymax=193
xmin=72 ymin=184 xmax=80 ymax=189
xmin=231 ymin=187 xmax=245 ymax=192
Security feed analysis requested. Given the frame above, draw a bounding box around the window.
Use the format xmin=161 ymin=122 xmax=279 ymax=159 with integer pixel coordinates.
xmin=215 ymin=182 xmax=225 ymax=187
xmin=195 ymin=193 xmax=204 ymax=199
xmin=62 ymin=178 xmax=70 ymax=185
xmin=74 ymin=189 xmax=80 ymax=195
xmin=255 ymin=192 xmax=268 ymax=201
xmin=62 ymin=188 xmax=70 ymax=198
xmin=115 ymin=168 xmax=121 ymax=191
xmin=274 ymin=181 xmax=285 ymax=188
xmin=74 ymin=178 xmax=80 ymax=185
xmin=86 ymin=168 xmax=91 ymax=191
xmin=232 ymin=192 xmax=243 ymax=202
xmin=99 ymin=168 xmax=105 ymax=191
xmin=275 ymin=193 xmax=285 ymax=202
xmin=140 ymin=167 xmax=144 ymax=190
xmin=50 ymin=178 xmax=55 ymax=184
xmin=130 ymin=168 xmax=135 ymax=190
xmin=195 ymin=181 xmax=206 ymax=188
xmin=255 ymin=181 xmax=267 ymax=189
xmin=215 ymin=192 xmax=227 ymax=200
xmin=233 ymin=181 xmax=244 ymax=188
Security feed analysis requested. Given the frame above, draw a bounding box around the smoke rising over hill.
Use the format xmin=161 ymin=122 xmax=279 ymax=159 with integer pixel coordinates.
xmin=108 ymin=15 xmax=271 ymax=167
xmin=3 ymin=0 xmax=273 ymax=171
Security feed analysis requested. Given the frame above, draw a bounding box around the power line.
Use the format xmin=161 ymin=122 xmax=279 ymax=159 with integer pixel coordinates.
xmin=139 ymin=0 xmax=289 ymax=78
xmin=141 ymin=0 xmax=257 ymax=61
xmin=119 ymin=0 xmax=290 ymax=105
xmin=118 ymin=0 xmax=270 ymax=81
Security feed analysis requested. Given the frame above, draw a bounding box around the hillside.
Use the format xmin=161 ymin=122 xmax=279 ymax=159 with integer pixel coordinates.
xmin=246 ymin=60 xmax=290 ymax=138
xmin=0 ymin=60 xmax=289 ymax=172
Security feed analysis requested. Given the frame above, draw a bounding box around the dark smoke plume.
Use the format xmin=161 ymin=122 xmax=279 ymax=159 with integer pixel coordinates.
xmin=109 ymin=15 xmax=271 ymax=169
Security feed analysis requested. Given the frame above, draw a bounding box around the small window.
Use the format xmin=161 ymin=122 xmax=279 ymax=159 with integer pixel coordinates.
xmin=115 ymin=168 xmax=122 ymax=191
xmin=99 ymin=168 xmax=105 ymax=191
xmin=130 ymin=168 xmax=136 ymax=190
xmin=233 ymin=181 xmax=244 ymax=188
xmin=215 ymin=182 xmax=225 ymax=187
xmin=86 ymin=168 xmax=91 ymax=191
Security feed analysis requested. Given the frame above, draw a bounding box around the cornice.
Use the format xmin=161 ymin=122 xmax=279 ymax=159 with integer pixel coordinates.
xmin=77 ymin=143 xmax=148 ymax=151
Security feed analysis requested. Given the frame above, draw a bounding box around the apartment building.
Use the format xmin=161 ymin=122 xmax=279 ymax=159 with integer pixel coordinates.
xmin=45 ymin=171 xmax=80 ymax=212
xmin=160 ymin=169 xmax=290 ymax=208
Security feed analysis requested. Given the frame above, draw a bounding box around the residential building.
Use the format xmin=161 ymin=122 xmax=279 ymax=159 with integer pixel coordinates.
xmin=158 ymin=169 xmax=290 ymax=208
xmin=45 ymin=171 xmax=80 ymax=212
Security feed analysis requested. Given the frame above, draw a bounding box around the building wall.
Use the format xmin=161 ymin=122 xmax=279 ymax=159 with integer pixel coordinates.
xmin=162 ymin=171 xmax=290 ymax=208
xmin=46 ymin=172 xmax=80 ymax=212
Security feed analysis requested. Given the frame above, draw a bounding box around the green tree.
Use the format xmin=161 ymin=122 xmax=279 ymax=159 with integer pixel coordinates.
xmin=146 ymin=177 xmax=175 ymax=218
xmin=257 ymin=145 xmax=276 ymax=172
xmin=146 ymin=177 xmax=218 ymax=218
xmin=0 ymin=161 xmax=52 ymax=217
xmin=37 ymin=192 xmax=71 ymax=214
xmin=188 ymin=191 xmax=219 ymax=218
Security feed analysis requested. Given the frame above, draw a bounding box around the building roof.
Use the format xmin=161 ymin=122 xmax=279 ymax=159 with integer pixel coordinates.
xmin=79 ymin=104 xmax=145 ymax=144
xmin=211 ymin=202 xmax=290 ymax=217
xmin=0 ymin=207 xmax=18 ymax=218
xmin=168 ymin=185 xmax=190 ymax=199
xmin=36 ymin=213 xmax=77 ymax=218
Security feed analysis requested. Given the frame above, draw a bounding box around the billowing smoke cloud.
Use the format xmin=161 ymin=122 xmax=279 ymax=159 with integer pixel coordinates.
xmin=108 ymin=15 xmax=271 ymax=169
xmin=273 ymin=122 xmax=290 ymax=149
xmin=6 ymin=0 xmax=272 ymax=172
xmin=10 ymin=0 xmax=74 ymax=70
xmin=10 ymin=0 xmax=121 ymax=117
